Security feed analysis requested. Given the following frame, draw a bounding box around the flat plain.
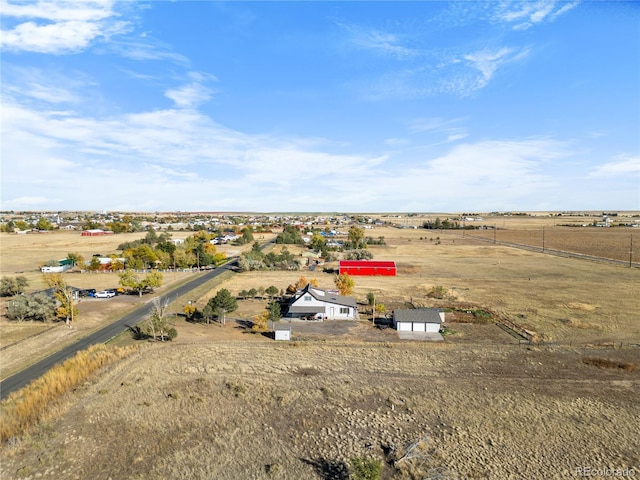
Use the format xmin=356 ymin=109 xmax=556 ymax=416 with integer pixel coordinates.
xmin=1 ymin=217 xmax=639 ymax=479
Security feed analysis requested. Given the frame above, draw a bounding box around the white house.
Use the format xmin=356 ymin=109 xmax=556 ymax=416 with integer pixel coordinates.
xmin=287 ymin=284 xmax=357 ymax=320
xmin=393 ymin=308 xmax=445 ymax=333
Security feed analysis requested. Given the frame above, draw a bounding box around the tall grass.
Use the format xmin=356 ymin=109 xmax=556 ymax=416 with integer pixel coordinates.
xmin=0 ymin=344 xmax=137 ymax=442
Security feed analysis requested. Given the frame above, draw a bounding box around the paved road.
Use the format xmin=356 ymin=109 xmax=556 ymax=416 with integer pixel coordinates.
xmin=0 ymin=260 xmax=238 ymax=400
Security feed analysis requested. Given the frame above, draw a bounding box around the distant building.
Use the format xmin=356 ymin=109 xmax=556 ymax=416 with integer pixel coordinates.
xmin=339 ymin=260 xmax=397 ymax=276
xmin=81 ymin=229 xmax=113 ymax=236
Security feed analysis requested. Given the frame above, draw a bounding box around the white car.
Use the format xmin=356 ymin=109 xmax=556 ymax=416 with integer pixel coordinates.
xmin=95 ymin=290 xmax=116 ymax=298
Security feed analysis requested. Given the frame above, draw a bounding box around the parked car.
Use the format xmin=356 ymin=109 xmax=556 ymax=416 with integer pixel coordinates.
xmin=95 ymin=290 xmax=116 ymax=298
xmin=79 ymin=289 xmax=96 ymax=297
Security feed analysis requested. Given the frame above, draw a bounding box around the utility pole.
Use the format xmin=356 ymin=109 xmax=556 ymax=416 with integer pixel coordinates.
xmin=493 ymin=225 xmax=496 ymax=244
xmin=542 ymin=226 xmax=545 ymax=253
xmin=630 ymin=234 xmax=634 ymax=268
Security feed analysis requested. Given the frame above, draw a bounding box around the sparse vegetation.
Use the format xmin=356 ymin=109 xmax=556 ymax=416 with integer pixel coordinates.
xmin=0 ymin=344 xmax=137 ymax=442
xmin=581 ymin=357 xmax=636 ymax=371
xmin=349 ymin=455 xmax=382 ymax=480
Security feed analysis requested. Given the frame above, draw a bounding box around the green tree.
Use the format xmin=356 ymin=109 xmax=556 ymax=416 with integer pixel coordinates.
xmin=267 ymin=301 xmax=281 ymax=325
xmin=14 ymin=220 xmax=30 ymax=231
xmin=124 ymin=244 xmax=158 ymax=269
xmin=88 ymin=256 xmax=102 ymax=271
xmin=6 ymin=296 xmax=30 ymax=322
xmin=35 ymin=217 xmax=53 ymax=230
xmin=240 ymin=226 xmax=254 ymax=244
xmin=265 ymin=285 xmax=279 ymax=298
xmin=66 ymin=252 xmax=84 ymax=270
xmin=203 ymin=289 xmax=238 ymax=323
xmin=347 ymin=226 xmax=366 ymax=249
xmin=0 ymin=276 xmax=29 ymax=297
xmin=119 ymin=270 xmax=163 ymax=296
xmin=6 ymin=293 xmax=56 ymax=322
xmin=310 ymin=232 xmax=326 ymax=250
xmin=367 ymin=291 xmax=376 ymax=307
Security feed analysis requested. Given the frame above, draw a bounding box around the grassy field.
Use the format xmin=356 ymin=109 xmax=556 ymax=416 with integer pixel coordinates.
xmin=1 ymin=219 xmax=639 ymax=479
xmin=1 ymin=341 xmax=637 ymax=479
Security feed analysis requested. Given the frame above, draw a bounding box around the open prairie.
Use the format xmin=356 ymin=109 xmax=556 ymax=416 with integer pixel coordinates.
xmin=1 ymin=341 xmax=638 ymax=479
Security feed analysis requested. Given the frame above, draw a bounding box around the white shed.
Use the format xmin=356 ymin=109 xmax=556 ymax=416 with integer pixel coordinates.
xmin=394 ymin=308 xmax=444 ymax=333
xmin=274 ymin=325 xmax=291 ymax=341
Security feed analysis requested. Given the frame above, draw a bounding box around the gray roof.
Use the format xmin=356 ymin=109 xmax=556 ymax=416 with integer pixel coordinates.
xmin=394 ymin=308 xmax=444 ymax=324
xmin=288 ymin=306 xmax=325 ymax=314
xmin=298 ymin=284 xmax=357 ymax=308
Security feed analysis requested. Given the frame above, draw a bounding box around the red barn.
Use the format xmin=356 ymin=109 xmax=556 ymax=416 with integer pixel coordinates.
xmin=339 ymin=260 xmax=397 ymax=276
xmin=81 ymin=229 xmax=113 ymax=236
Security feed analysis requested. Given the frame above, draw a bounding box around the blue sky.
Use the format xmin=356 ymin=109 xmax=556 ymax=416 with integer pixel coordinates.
xmin=1 ymin=1 xmax=639 ymax=213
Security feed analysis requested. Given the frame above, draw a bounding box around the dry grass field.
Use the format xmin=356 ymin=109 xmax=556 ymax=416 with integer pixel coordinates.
xmin=1 ymin=219 xmax=639 ymax=479
xmin=1 ymin=341 xmax=638 ymax=479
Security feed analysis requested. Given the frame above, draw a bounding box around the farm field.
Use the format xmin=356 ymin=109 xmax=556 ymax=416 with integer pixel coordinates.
xmin=1 ymin=341 xmax=638 ymax=479
xmin=465 ymin=226 xmax=638 ymax=264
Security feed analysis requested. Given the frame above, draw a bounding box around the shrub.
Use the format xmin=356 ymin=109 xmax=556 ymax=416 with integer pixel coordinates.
xmin=350 ymin=456 xmax=382 ymax=480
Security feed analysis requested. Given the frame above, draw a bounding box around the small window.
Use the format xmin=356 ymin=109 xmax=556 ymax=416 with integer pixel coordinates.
xmin=304 ymin=295 xmax=312 ymax=302
xmin=340 ymin=307 xmax=349 ymax=314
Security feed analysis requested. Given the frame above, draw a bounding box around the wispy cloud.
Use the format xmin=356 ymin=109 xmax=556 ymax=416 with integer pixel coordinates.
xmin=493 ymin=1 xmax=580 ymax=30
xmin=1 ymin=65 xmax=91 ymax=105
xmin=103 ymin=37 xmax=189 ymax=64
xmin=337 ymin=21 xmax=418 ymax=59
xmin=381 ymin=138 xmax=567 ymax=210
xmin=0 ymin=0 xmax=130 ymax=54
xmin=165 ymin=72 xmax=217 ymax=109
xmin=409 ymin=117 xmax=468 ymax=143
xmin=359 ymin=44 xmax=529 ymax=99
xmin=588 ymin=154 xmax=640 ymax=177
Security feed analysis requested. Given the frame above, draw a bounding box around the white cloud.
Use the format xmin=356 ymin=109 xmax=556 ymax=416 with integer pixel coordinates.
xmin=0 ymin=0 xmax=129 ymax=54
xmin=104 ymin=37 xmax=189 ymax=64
xmin=462 ymin=47 xmax=530 ymax=90
xmin=337 ymin=21 xmax=417 ymax=59
xmin=0 ymin=96 xmax=390 ymax=211
xmin=384 ymin=138 xmax=410 ymax=147
xmin=165 ymin=83 xmax=213 ymax=109
xmin=493 ymin=1 xmax=580 ymax=30
xmin=588 ymin=155 xmax=640 ymax=177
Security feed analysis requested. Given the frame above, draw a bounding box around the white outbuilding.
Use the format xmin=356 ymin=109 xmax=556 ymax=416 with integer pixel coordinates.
xmin=274 ymin=325 xmax=291 ymax=341
xmin=393 ymin=308 xmax=445 ymax=333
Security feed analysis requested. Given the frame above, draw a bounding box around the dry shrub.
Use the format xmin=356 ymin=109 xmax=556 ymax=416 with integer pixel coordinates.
xmin=426 ymin=286 xmax=448 ymax=300
xmin=561 ymin=318 xmax=598 ymax=330
xmin=0 ymin=344 xmax=137 ymax=442
xmin=397 ymin=264 xmax=420 ymax=275
xmin=581 ymin=357 xmax=636 ymax=371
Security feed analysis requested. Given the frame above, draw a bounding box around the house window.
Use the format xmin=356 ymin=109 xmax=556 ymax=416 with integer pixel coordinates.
xmin=304 ymin=295 xmax=312 ymax=302
xmin=340 ymin=307 xmax=349 ymax=314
